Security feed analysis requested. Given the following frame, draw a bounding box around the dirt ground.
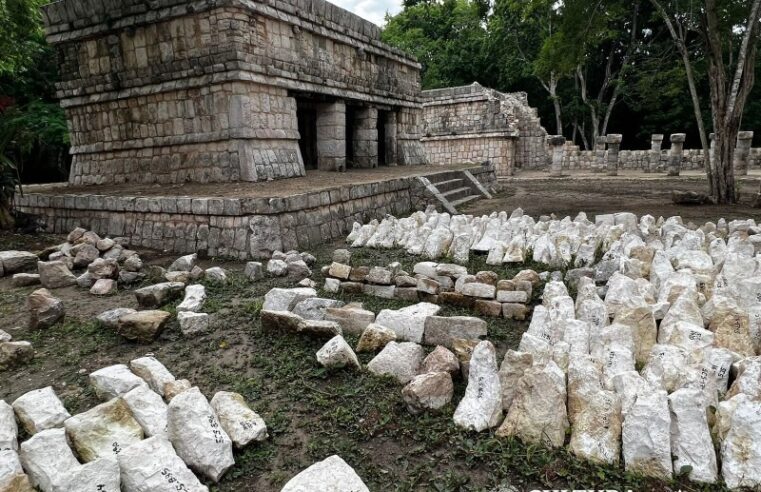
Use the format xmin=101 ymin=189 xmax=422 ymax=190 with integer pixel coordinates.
xmin=464 ymin=174 xmax=761 ymax=223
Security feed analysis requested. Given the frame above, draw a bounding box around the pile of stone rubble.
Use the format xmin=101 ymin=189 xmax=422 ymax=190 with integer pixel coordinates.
xmin=346 ymin=207 xmax=761 ymax=272
xmin=323 ymin=248 xmax=538 ymax=320
xmin=334 ymin=209 xmax=761 ymax=488
xmin=0 ymin=356 xmax=267 ymax=491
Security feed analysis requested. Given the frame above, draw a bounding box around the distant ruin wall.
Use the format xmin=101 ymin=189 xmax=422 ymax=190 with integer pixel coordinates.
xmin=420 ymin=83 xmax=548 ymax=177
xmin=561 ymin=147 xmax=761 ymax=171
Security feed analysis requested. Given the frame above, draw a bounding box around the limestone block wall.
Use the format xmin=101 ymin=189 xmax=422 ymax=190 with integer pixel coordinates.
xmin=561 ymin=147 xmax=761 ymax=171
xmin=421 ymin=83 xmax=548 ymax=177
xmin=421 ymin=135 xmax=515 ymax=177
xmin=42 ymin=0 xmax=427 ymax=185
xmin=15 ymin=167 xmax=495 ymax=259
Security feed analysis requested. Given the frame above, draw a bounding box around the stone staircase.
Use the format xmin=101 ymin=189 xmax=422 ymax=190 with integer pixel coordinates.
xmin=417 ymin=169 xmax=493 ymax=214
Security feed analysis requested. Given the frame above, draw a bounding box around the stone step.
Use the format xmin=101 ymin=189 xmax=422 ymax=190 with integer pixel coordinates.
xmin=440 ymin=186 xmax=472 ymax=202
xmin=450 ymin=195 xmax=481 ymax=208
xmin=430 ymin=178 xmax=466 ymax=193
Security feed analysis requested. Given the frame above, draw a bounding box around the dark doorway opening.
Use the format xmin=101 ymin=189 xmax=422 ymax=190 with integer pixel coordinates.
xmin=296 ymin=102 xmax=318 ymax=170
xmin=345 ymin=105 xmax=357 ymax=169
xmin=377 ymin=110 xmax=388 ymax=166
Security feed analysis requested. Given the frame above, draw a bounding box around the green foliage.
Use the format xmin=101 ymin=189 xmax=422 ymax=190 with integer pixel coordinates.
xmin=0 ymin=0 xmax=47 ymax=77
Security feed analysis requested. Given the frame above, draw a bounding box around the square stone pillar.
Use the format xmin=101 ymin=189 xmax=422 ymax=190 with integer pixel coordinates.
xmin=648 ymin=134 xmax=664 ymax=173
xmin=352 ymin=107 xmax=379 ymax=168
xmin=606 ymin=134 xmax=622 ymax=176
xmin=593 ymin=136 xmax=607 ymax=173
xmin=547 ymin=135 xmax=566 ymax=177
xmin=733 ymin=131 xmax=754 ymax=176
xmin=668 ymin=133 xmax=686 ymax=176
xmin=316 ymin=101 xmax=347 ymax=172
xmin=384 ymin=111 xmax=398 ymax=166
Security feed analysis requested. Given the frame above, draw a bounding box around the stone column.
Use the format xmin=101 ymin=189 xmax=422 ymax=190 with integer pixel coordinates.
xmin=384 ymin=111 xmax=398 ymax=166
xmin=667 ymin=133 xmax=686 ymax=176
xmin=648 ymin=134 xmax=664 ymax=173
xmin=593 ymin=136 xmax=607 ymax=172
xmin=352 ymin=107 xmax=379 ymax=168
xmin=316 ymin=101 xmax=346 ymax=172
xmin=733 ymin=131 xmax=754 ymax=176
xmin=606 ymin=134 xmax=622 ymax=176
xmin=547 ymin=135 xmax=566 ymax=177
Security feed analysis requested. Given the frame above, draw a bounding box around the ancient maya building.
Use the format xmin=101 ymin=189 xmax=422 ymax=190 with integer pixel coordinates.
xmin=421 ymin=83 xmax=549 ymax=176
xmin=41 ymin=0 xmax=428 ymax=185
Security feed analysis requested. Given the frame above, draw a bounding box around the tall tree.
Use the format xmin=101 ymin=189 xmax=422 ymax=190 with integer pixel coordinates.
xmin=489 ymin=0 xmax=567 ymax=135
xmin=650 ymin=0 xmax=761 ymax=203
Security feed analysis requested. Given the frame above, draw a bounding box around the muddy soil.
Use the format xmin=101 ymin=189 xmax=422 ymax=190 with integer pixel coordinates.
xmin=464 ymin=176 xmax=761 ymax=223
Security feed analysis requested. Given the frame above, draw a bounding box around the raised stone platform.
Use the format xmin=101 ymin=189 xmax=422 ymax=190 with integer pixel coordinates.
xmin=15 ymin=165 xmax=495 ymax=259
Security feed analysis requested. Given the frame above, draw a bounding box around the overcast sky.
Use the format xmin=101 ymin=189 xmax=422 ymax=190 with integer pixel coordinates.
xmin=332 ymin=0 xmax=403 ymax=26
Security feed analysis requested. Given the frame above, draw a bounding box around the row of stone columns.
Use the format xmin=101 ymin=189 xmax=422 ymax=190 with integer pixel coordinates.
xmin=545 ymin=130 xmax=755 ymax=176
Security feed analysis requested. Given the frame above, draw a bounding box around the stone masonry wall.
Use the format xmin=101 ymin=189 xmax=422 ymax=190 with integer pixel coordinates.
xmin=15 ymin=167 xmax=495 ymax=259
xmin=43 ymin=0 xmax=427 ymax=185
xmin=421 ymin=83 xmax=549 ymax=177
xmin=561 ymin=147 xmax=761 ymax=171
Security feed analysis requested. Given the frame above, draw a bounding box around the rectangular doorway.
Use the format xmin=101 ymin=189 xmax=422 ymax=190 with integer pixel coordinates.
xmin=296 ymin=103 xmax=318 ymax=170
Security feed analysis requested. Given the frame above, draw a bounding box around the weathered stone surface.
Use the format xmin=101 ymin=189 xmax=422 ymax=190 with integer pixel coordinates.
xmin=73 ymin=243 xmax=100 ymax=268
xmin=292 ymin=298 xmax=344 ymax=321
xmin=281 ymin=455 xmax=369 ymax=492
xmin=421 ymin=346 xmax=460 ymax=375
xmin=117 ymin=310 xmax=172 ymax=343
xmin=90 ymin=365 xmax=149 ymax=400
xmin=366 ymin=266 xmax=393 ymax=285
xmin=38 ymin=261 xmax=79 ymax=290
xmin=167 ymin=387 xmax=234 ymax=483
xmin=87 ymin=258 xmax=119 ymax=279
xmin=204 ymin=267 xmax=227 ymax=283
xmin=129 ymin=356 xmax=176 ymax=397
xmin=27 ymin=288 xmax=64 ymax=329
xmin=244 ymin=262 xmax=264 ymax=281
xmin=323 ymin=278 xmax=340 ymax=293
xmin=328 ymin=262 xmax=352 ymax=280
xmin=168 ymin=254 xmax=197 ymax=272
xmin=316 ymin=336 xmax=360 ymax=369
xmin=423 ymin=315 xmax=487 ymax=348
xmin=178 ymin=312 xmax=211 ymax=336
xmin=567 ymin=355 xmax=603 ymax=424
xmin=12 ymin=387 xmax=70 ymax=435
xmin=164 ymin=379 xmax=192 ymax=402
xmin=333 ymin=249 xmax=352 ymax=264
xmin=402 ymin=372 xmax=454 ymax=414
xmin=375 ymin=303 xmax=441 ymax=343
xmin=90 ymin=278 xmax=117 ymax=295
xmin=118 ymin=436 xmax=209 ymax=492
xmin=496 ymin=290 xmax=528 ymax=303
xmin=474 ymin=299 xmax=502 ymax=317
xmin=262 ymin=287 xmax=316 ymax=312
xmin=355 ymin=323 xmax=397 ymax=353
xmin=614 ymin=305 xmax=657 ymax=364
xmin=0 ymin=449 xmax=34 ymax=492
xmin=0 ymin=400 xmax=17 ymax=451
xmin=367 ymin=342 xmax=425 ymax=384
xmin=454 ymin=341 xmax=503 ymax=432
xmin=134 ymin=282 xmax=185 ymax=308
xmin=721 ymin=396 xmax=761 ymax=489
xmin=0 ymin=342 xmax=34 ymax=371
xmin=0 ymin=251 xmax=37 ymax=274
xmin=362 ymin=283 xmax=396 ymax=299
xmin=122 ymin=385 xmax=168 ymax=438
xmin=299 ymin=320 xmax=342 ymax=339
xmin=260 ymin=310 xmax=304 ymax=333
xmin=62 ymin=455 xmax=121 ymax=492
xmin=498 ymin=350 xmax=533 ymax=411
xmin=502 ymin=303 xmax=529 ymax=320
xmin=460 ymin=282 xmax=496 ymax=299
xmin=569 ymin=389 xmax=622 ymax=465
xmin=497 ymin=360 xmax=568 ymax=447
xmin=210 ymin=392 xmax=267 ymax=448
xmin=18 ymin=428 xmax=80 ymax=492
xmin=11 ymin=273 xmax=40 ymax=287
xmin=668 ymin=388 xmax=717 ymax=483
xmin=622 ymin=389 xmax=672 ymax=480
xmin=64 ymin=397 xmax=144 ymax=462
xmin=177 ymin=284 xmax=207 ymax=313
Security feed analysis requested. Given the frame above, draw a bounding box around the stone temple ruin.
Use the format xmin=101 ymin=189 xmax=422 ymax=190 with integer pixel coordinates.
xmin=42 ymin=0 xmax=428 ymax=185
xmin=421 ymin=83 xmax=549 ymax=176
